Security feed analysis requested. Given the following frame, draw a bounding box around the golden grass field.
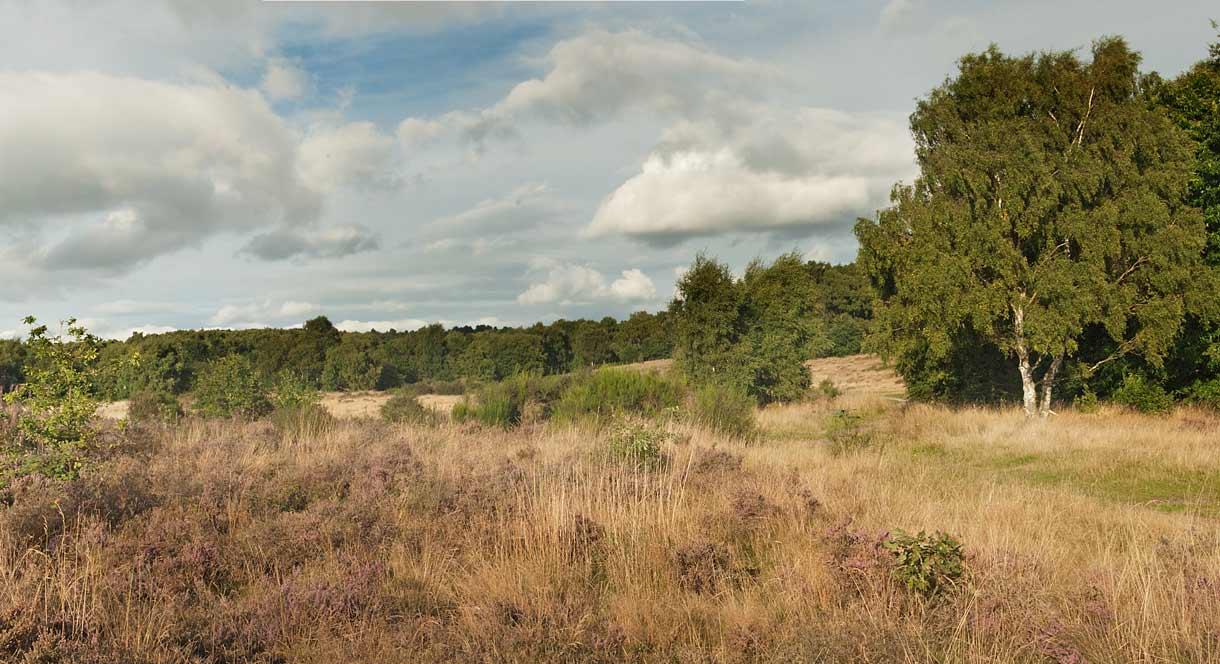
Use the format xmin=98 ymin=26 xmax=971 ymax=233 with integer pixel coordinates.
xmin=8 ymin=355 xmax=1220 ymax=662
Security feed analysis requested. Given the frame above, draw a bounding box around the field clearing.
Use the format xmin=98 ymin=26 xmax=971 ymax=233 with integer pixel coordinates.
xmin=9 ymin=354 xmax=1220 ymax=661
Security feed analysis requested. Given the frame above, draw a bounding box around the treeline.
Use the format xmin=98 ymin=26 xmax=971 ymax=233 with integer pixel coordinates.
xmin=0 ymin=260 xmax=870 ymax=401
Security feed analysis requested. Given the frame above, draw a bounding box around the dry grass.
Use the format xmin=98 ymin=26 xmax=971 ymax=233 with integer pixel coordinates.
xmin=3 ymin=355 xmax=1219 ymax=662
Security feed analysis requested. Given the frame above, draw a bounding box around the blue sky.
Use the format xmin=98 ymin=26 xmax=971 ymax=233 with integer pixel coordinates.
xmin=0 ymin=0 xmax=1215 ymax=339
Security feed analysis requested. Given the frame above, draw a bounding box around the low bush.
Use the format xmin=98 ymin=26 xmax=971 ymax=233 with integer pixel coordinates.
xmin=1073 ymin=388 xmax=1101 ymax=414
xmin=381 ymin=392 xmax=440 ymax=426
xmin=606 ymin=417 xmax=672 ymax=468
xmin=271 ymin=370 xmax=320 ymax=411
xmin=1184 ymin=377 xmax=1220 ymax=411
xmin=1111 ymin=374 xmax=1173 ymax=414
xmin=127 ymin=389 xmax=183 ymax=425
xmin=690 ymin=383 xmax=756 ymax=441
xmin=882 ymin=530 xmax=965 ymax=598
xmin=271 ymin=403 xmax=337 ymax=441
xmin=552 ymin=368 xmax=684 ymax=424
xmin=817 ymin=379 xmax=841 ymax=399
xmin=457 ymin=373 xmax=569 ymax=428
xmin=192 ymin=355 xmax=272 ymax=419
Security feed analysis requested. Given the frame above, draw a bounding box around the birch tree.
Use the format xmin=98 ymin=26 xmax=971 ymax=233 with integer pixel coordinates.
xmin=856 ymin=38 xmax=1206 ymax=417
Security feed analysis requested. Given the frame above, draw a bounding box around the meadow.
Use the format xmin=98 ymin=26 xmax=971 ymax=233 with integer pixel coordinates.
xmin=2 ymin=355 xmax=1219 ymax=662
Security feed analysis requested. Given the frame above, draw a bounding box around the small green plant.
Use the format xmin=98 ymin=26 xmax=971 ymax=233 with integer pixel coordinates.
xmin=1111 ymin=374 xmax=1174 ymax=414
xmin=1184 ymin=378 xmax=1220 ymax=411
xmin=381 ymin=391 xmax=439 ymax=426
xmin=817 ymin=378 xmax=841 ymax=399
xmin=882 ymin=530 xmax=965 ymax=598
xmin=690 ymin=383 xmax=757 ymax=441
xmin=1074 ymin=388 xmax=1100 ymax=414
xmin=2 ymin=317 xmax=101 ymax=482
xmin=825 ymin=410 xmax=873 ymax=456
xmin=127 ymin=389 xmax=183 ymax=425
xmin=606 ymin=417 xmax=672 ymax=468
xmin=192 ymin=355 xmax=272 ymax=419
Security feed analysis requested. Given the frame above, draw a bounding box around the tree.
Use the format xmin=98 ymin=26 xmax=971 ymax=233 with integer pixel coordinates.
xmin=736 ymin=252 xmax=822 ymax=403
xmin=192 ymin=355 xmax=272 ymax=419
xmin=670 ymin=254 xmax=743 ymax=386
xmin=0 ymin=339 xmax=26 ymax=394
xmin=3 ymin=317 xmax=101 ymax=480
xmin=856 ymin=39 xmax=1208 ymax=416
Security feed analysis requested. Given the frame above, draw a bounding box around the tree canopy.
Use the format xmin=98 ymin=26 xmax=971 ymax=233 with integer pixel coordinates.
xmin=856 ymin=38 xmax=1210 ymax=416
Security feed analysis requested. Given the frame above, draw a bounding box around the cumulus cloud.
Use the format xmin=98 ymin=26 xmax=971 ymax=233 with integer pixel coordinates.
xmin=0 ymin=71 xmax=322 ymax=273
xmin=587 ymin=108 xmax=914 ymax=243
xmin=298 ymin=121 xmax=399 ymax=191
xmin=516 ymin=260 xmax=657 ymax=305
xmin=240 ymin=224 xmax=381 ymax=261
xmin=209 ymin=301 xmax=320 ymax=327
xmin=260 ymin=59 xmax=311 ymax=101
xmin=880 ymin=0 xmax=919 ymax=32
xmin=398 ymin=29 xmax=771 ymax=148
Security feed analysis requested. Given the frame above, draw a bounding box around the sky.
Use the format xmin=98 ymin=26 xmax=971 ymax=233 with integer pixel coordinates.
xmin=0 ymin=0 xmax=1215 ymax=340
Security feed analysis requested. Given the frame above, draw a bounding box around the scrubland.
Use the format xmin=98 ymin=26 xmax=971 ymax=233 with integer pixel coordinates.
xmin=3 ymin=356 xmax=1219 ymax=663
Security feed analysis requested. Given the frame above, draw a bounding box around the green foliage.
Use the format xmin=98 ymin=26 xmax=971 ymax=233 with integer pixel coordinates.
xmin=552 ymin=368 xmax=685 ymax=424
xmin=271 ymin=370 xmax=321 ymax=411
xmin=817 ymin=379 xmax=841 ymax=399
xmin=1073 ymin=388 xmax=1101 ymax=414
xmin=825 ymin=410 xmax=874 ymax=456
xmin=689 ymin=383 xmax=757 ymax=441
xmin=1112 ymin=374 xmax=1174 ymax=414
xmin=192 ymin=355 xmax=272 ymax=419
xmin=321 ymin=335 xmax=396 ymax=391
xmin=0 ymin=339 xmax=27 ymax=394
xmin=2 ymin=317 xmax=101 ymax=481
xmin=606 ymin=417 xmax=671 ymax=468
xmin=466 ymin=373 xmax=571 ymax=428
xmin=1184 ymin=377 xmax=1220 ymax=410
xmin=381 ymin=392 xmax=439 ymax=426
xmin=671 ymin=252 xmax=825 ymax=405
xmin=127 ymin=389 xmax=183 ymax=425
xmin=456 ymin=331 xmax=547 ymax=382
xmin=882 ymin=530 xmax=966 ymax=598
xmin=857 ymin=39 xmax=1209 ymax=416
xmin=271 ymin=404 xmax=336 ymax=441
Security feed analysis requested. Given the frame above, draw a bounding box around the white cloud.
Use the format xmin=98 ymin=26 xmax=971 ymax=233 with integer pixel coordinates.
xmin=880 ymin=0 xmax=918 ymax=32
xmin=335 ymin=318 xmax=430 ymax=333
xmin=260 ymin=59 xmax=311 ymax=101
xmin=398 ymin=29 xmax=771 ymax=148
xmin=209 ymin=301 xmax=320 ymax=326
xmin=588 ymin=108 xmax=914 ymax=242
xmin=0 ymin=71 xmax=322 ymax=273
xmin=299 ymin=121 xmax=399 ymax=191
xmin=516 ymin=261 xmax=657 ymax=305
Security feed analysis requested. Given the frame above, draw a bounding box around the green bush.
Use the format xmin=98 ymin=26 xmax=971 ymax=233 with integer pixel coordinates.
xmin=817 ymin=379 xmax=841 ymax=399
xmin=1074 ymin=388 xmax=1101 ymax=414
xmin=457 ymin=373 xmax=570 ymax=428
xmin=551 ymin=369 xmax=684 ymax=424
xmin=192 ymin=355 xmax=272 ymax=419
xmin=882 ymin=530 xmax=965 ymax=598
xmin=1184 ymin=378 xmax=1220 ymax=411
xmin=451 ymin=399 xmax=473 ymax=423
xmin=1111 ymin=374 xmax=1174 ymax=414
xmin=271 ymin=370 xmax=320 ymax=411
xmin=381 ymin=392 xmax=439 ymax=426
xmin=606 ymin=417 xmax=671 ymax=468
xmin=690 ymin=383 xmax=756 ymax=441
xmin=127 ymin=389 xmax=183 ymax=425
xmin=2 ymin=317 xmax=101 ymax=482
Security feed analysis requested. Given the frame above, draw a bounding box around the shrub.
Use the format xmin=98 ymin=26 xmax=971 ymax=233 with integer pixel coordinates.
xmin=127 ymin=389 xmax=183 ymax=425
xmin=552 ymin=368 xmax=684 ymax=424
xmin=690 ymin=383 xmax=756 ymax=441
xmin=825 ymin=410 xmax=873 ymax=456
xmin=1111 ymin=374 xmax=1174 ymax=414
xmin=817 ymin=379 xmax=841 ymax=399
xmin=882 ymin=530 xmax=965 ymax=598
xmin=192 ymin=355 xmax=272 ymax=419
xmin=271 ymin=370 xmax=320 ymax=411
xmin=1184 ymin=378 xmax=1220 ymax=411
xmin=2 ymin=317 xmax=101 ymax=482
xmin=465 ymin=373 xmax=570 ymax=428
xmin=381 ymin=392 xmax=439 ymax=426
xmin=1074 ymin=388 xmax=1101 ymax=414
xmin=606 ymin=417 xmax=671 ymax=468
xmin=451 ymin=399 xmax=473 ymax=423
